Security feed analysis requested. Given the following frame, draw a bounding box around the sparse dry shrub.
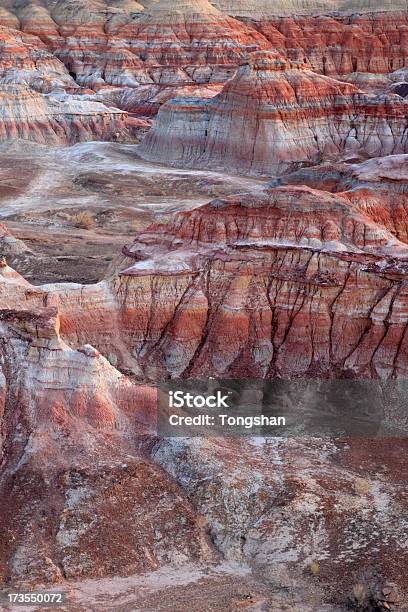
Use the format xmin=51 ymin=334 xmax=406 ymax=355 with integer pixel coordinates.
xmin=310 ymin=560 xmax=320 ymax=576
xmin=354 ymin=478 xmax=370 ymax=496
xmin=347 ymin=582 xmax=377 ymax=610
xmin=70 ymin=211 xmax=95 ymax=230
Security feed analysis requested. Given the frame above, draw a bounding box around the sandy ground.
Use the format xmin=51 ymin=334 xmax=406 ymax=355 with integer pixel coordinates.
xmin=0 ymin=562 xmax=281 ymax=612
xmin=0 ymin=141 xmax=264 ymax=284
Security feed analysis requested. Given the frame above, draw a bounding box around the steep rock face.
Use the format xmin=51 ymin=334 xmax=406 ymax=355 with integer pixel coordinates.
xmin=154 ymin=185 xmax=408 ymax=256
xmin=31 ymin=160 xmax=406 ymax=380
xmin=2 ymin=1 xmax=408 ymax=119
xmin=120 ymin=0 xmax=269 ymax=81
xmin=254 ymin=11 xmax=408 ymax=76
xmin=0 ymin=263 xmax=213 ymax=584
xmin=1 ymin=265 xmax=407 ymax=605
xmin=139 ymin=51 xmax=408 ymax=176
xmin=50 ymin=0 xmax=269 ymax=114
xmin=80 ymin=154 xmax=403 ymax=380
xmin=114 ymin=243 xmax=408 ymax=380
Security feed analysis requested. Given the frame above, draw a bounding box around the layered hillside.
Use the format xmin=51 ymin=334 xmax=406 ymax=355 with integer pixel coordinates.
xmin=0 ymin=261 xmax=407 ymax=612
xmin=0 ymin=1 xmax=408 ymax=606
xmin=0 ymin=24 xmax=149 ymax=144
xmin=278 ymin=154 xmax=408 ymax=244
xmin=0 ymin=83 xmax=142 ymax=143
xmin=0 ymin=0 xmax=271 ymax=116
xmin=114 ymin=201 xmax=408 ymax=379
xmin=0 ymin=261 xmax=214 ymax=584
xmin=139 ymin=51 xmax=408 ymax=175
xmin=0 ymin=0 xmax=407 ymax=121
xmin=0 ymin=25 xmax=76 ymax=92
xmin=14 ymin=154 xmax=400 ymax=382
xmin=121 ymin=0 xmax=269 ymax=79
xmin=214 ymin=0 xmax=408 ymax=17
xmin=254 ymin=12 xmax=408 ymax=76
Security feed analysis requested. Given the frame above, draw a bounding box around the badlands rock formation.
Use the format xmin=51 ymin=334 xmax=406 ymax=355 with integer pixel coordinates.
xmin=139 ymin=50 xmax=408 ymax=175
xmin=0 ymin=0 xmax=408 ymax=121
xmin=17 ymin=154 xmax=405 ymax=382
xmin=278 ymin=154 xmax=408 ymax=244
xmin=0 ymin=0 xmax=270 ymax=116
xmin=0 ymin=261 xmax=214 ymax=584
xmin=150 ymin=435 xmax=408 ymax=607
xmin=0 ymin=25 xmax=76 ymax=92
xmin=1 ymin=1 xmax=408 ymax=607
xmin=2 ymin=153 xmax=407 ymax=383
xmin=253 ymin=11 xmax=408 ymax=76
xmin=121 ymin=0 xmax=269 ymax=80
xmin=57 ymin=0 xmax=270 ymax=115
xmin=0 ymin=83 xmax=142 ymax=144
xmin=114 ymin=186 xmax=408 ymax=379
xmin=213 ymin=0 xmax=408 ymax=17
xmin=1 ymin=241 xmax=408 ymax=604
xmin=0 ymin=24 xmax=148 ymax=144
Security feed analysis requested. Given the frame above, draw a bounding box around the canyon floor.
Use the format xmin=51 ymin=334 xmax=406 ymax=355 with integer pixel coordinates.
xmin=0 ymin=141 xmax=264 ymax=285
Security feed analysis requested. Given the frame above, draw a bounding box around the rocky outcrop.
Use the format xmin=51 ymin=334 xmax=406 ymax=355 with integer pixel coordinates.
xmin=115 ymin=243 xmax=408 ymax=380
xmin=214 ymin=2 xmax=408 ymax=79
xmin=139 ymin=50 xmax=408 ymax=176
xmin=120 ymin=0 xmax=269 ymax=81
xmin=0 ymin=223 xmax=32 ymax=256
xmin=149 ymin=435 xmax=408 ymax=607
xmin=0 ymin=20 xmax=147 ymax=144
xmin=24 ymin=155 xmax=403 ymax=381
xmin=0 ymin=25 xmax=76 ymax=92
xmin=254 ymin=11 xmax=408 ymax=76
xmin=153 ymin=184 xmax=408 ymax=256
xmin=276 ymin=154 xmax=408 ymax=244
xmin=1 ymin=0 xmax=408 ymax=120
xmin=0 ymin=83 xmax=141 ymax=144
xmin=1 ymin=260 xmax=408 ymax=603
xmin=50 ymin=0 xmax=270 ymax=114
xmin=0 ymin=0 xmax=270 ymax=116
xmin=0 ymin=262 xmax=213 ymax=584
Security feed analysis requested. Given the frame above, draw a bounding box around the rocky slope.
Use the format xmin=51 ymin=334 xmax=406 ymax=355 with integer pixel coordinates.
xmin=0 ymin=25 xmax=76 ymax=92
xmin=0 ymin=2 xmax=408 ymax=607
xmin=278 ymin=154 xmax=408 ymax=244
xmin=0 ymin=83 xmax=144 ymax=144
xmin=149 ymin=435 xmax=408 ymax=608
xmin=254 ymin=11 xmax=408 ymax=77
xmin=1 ymin=252 xmax=408 ymax=606
xmin=0 ymin=151 xmax=408 ymax=604
xmin=0 ymin=23 xmax=150 ymax=144
xmin=0 ymin=261 xmax=214 ymax=585
xmin=0 ymin=0 xmax=271 ymax=116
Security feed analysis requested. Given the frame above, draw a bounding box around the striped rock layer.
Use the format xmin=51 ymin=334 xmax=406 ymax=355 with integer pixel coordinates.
xmin=139 ymin=51 xmax=408 ymax=175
